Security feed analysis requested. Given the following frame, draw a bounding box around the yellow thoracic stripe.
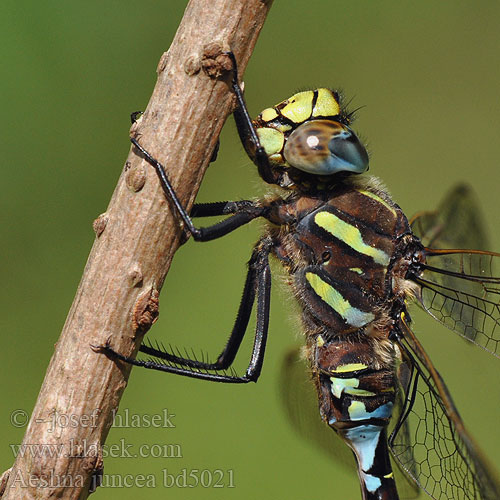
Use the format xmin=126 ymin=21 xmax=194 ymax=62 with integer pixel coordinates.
xmin=357 ymin=189 xmax=397 ymax=217
xmin=314 ymin=211 xmax=390 ymax=266
xmin=305 ymin=272 xmax=375 ymax=328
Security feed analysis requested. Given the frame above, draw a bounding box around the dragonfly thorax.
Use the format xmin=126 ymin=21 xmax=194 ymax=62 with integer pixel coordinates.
xmin=267 ymin=182 xmax=411 ymax=337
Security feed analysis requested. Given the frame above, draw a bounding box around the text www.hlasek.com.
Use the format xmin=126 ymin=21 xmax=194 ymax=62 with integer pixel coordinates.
xmin=10 ymin=439 xmax=182 ymax=459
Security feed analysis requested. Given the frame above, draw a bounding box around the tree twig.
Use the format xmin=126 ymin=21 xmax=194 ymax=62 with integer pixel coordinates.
xmin=1 ymin=1 xmax=273 ymax=498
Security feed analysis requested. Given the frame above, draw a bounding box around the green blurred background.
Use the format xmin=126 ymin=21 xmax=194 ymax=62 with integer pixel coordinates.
xmin=1 ymin=1 xmax=499 ymax=498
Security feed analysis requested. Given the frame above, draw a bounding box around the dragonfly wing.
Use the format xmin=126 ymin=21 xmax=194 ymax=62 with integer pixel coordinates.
xmin=280 ymin=347 xmax=353 ymax=466
xmin=410 ymin=184 xmax=488 ymax=250
xmin=390 ymin=314 xmax=500 ymax=500
xmin=390 ymin=351 xmax=421 ymax=499
xmin=409 ymin=184 xmax=500 ymax=347
xmin=412 ymin=249 xmax=500 ymax=354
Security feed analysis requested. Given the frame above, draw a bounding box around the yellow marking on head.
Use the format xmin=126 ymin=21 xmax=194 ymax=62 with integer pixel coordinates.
xmin=314 ymin=211 xmax=391 ymax=266
xmin=312 ymin=88 xmax=340 ymax=117
xmin=305 ymin=272 xmax=375 ymax=327
xmin=349 ymin=267 xmax=364 ymax=275
xmin=273 ymin=122 xmax=292 ymax=133
xmin=357 ymin=190 xmax=397 ymax=217
xmin=261 ymin=107 xmax=278 ymax=122
xmin=280 ymin=90 xmax=314 ymax=123
xmin=383 ymin=473 xmax=394 ymax=479
xmin=331 ymin=363 xmax=368 ymax=373
xmin=256 ymin=127 xmax=284 ymax=156
xmin=316 ymin=335 xmax=325 ymax=347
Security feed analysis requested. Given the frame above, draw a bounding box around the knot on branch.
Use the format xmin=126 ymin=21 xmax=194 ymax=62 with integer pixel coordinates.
xmin=201 ymin=43 xmax=233 ymax=78
xmin=92 ymin=213 xmax=109 ymax=237
xmin=132 ymin=287 xmax=160 ymax=336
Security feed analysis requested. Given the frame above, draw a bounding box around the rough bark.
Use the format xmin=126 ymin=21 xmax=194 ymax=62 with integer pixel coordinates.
xmin=1 ymin=0 xmax=272 ymax=498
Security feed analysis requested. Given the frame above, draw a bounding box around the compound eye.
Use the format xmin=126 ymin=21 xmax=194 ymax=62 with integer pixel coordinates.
xmin=283 ymin=120 xmax=369 ymax=175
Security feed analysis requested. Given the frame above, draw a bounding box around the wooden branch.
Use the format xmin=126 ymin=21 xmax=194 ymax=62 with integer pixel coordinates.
xmin=1 ymin=1 xmax=273 ymax=498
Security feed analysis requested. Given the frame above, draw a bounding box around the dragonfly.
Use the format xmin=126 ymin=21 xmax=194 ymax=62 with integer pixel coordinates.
xmin=97 ymin=52 xmax=500 ymax=500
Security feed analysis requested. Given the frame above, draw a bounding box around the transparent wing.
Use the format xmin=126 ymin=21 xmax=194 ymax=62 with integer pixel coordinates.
xmin=410 ymin=184 xmax=488 ymax=250
xmin=412 ymin=249 xmax=500 ymax=355
xmin=390 ymin=352 xmax=422 ymax=499
xmin=390 ymin=315 xmax=500 ymax=500
xmin=409 ymin=184 xmax=500 ymax=350
xmin=279 ymin=347 xmax=353 ymax=466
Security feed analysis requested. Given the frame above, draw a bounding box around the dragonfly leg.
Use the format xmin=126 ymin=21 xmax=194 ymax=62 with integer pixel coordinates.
xmin=95 ymin=237 xmax=273 ymax=383
xmin=130 ymin=138 xmax=266 ymax=241
xmin=224 ymin=51 xmax=275 ymax=185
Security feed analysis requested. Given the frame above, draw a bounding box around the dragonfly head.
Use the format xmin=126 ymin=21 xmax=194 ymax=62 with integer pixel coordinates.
xmin=252 ymin=89 xmax=369 ymax=190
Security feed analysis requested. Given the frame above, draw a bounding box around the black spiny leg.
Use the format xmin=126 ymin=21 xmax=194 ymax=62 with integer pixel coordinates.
xmin=130 ymin=138 xmax=266 ymax=242
xmin=97 ymin=238 xmax=273 ymax=383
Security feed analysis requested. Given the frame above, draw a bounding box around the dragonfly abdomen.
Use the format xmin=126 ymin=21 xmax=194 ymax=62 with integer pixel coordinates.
xmin=312 ymin=334 xmax=400 ymax=500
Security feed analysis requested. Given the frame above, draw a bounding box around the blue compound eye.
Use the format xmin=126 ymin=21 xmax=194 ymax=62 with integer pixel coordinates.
xmin=283 ymin=120 xmax=369 ymax=175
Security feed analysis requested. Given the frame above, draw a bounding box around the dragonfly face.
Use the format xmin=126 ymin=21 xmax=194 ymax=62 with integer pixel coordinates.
xmin=99 ymin=53 xmax=500 ymax=500
xmin=252 ymin=89 xmax=369 ymax=178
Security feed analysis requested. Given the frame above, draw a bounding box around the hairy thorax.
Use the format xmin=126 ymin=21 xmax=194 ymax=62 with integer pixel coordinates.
xmin=264 ymin=178 xmax=418 ymax=365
